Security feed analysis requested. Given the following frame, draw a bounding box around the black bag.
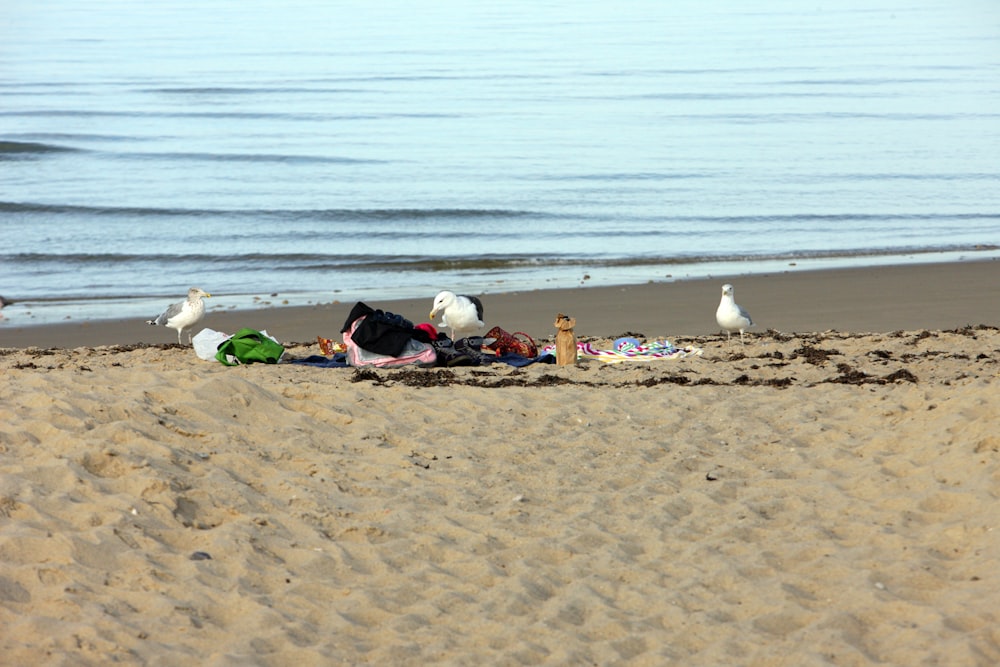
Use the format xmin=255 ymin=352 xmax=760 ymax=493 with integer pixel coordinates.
xmin=340 ymin=302 xmax=424 ymax=357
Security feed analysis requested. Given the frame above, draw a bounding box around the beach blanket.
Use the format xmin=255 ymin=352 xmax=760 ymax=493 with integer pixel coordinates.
xmin=540 ymin=340 xmax=702 ymax=363
xmin=291 ymin=352 xmax=553 ymax=368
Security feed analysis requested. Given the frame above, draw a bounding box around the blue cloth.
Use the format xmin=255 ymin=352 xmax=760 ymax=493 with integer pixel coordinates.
xmin=496 ymin=352 xmax=555 ymax=367
xmin=290 ymin=353 xmax=350 ymax=368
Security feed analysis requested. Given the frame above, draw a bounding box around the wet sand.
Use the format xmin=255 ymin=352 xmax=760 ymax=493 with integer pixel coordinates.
xmin=1 ymin=260 xmax=998 ymax=349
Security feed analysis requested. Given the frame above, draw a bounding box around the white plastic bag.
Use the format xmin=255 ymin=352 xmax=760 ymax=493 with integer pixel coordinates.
xmin=192 ymin=328 xmax=232 ymax=361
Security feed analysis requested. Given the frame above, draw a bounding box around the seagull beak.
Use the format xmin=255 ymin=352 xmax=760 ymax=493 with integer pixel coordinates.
xmin=204 ymin=293 xmax=212 ymax=298
xmin=429 ymin=310 xmax=436 ymax=319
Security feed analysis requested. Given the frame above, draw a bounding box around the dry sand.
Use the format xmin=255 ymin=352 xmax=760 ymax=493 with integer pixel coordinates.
xmin=1 ymin=262 xmax=999 ymax=665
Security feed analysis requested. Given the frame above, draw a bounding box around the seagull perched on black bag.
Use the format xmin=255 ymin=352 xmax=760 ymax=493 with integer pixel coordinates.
xmin=146 ymin=287 xmax=211 ymax=345
xmin=429 ymin=290 xmax=484 ymax=340
xmin=715 ymin=283 xmax=753 ymax=346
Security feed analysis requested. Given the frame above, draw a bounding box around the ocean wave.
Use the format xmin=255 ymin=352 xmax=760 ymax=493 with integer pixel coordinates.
xmin=828 ymin=172 xmax=1000 ymax=182
xmin=5 ymin=245 xmax=997 ymax=273
xmin=238 ymin=246 xmax=1000 ymax=271
xmin=143 ymin=85 xmax=376 ymax=95
xmin=657 ymin=111 xmax=998 ymax=124
xmin=668 ymin=212 xmax=1000 ymax=223
xmin=3 ymin=201 xmax=997 ymax=225
xmin=0 ymin=109 xmax=464 ymax=121
xmin=0 ymin=202 xmax=546 ymax=220
xmin=0 ymin=141 xmax=80 ymax=156
xmin=111 ymin=151 xmax=384 ymax=165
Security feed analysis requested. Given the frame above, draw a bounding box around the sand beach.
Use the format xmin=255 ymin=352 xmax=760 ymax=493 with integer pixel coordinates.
xmin=1 ymin=261 xmax=999 ymax=665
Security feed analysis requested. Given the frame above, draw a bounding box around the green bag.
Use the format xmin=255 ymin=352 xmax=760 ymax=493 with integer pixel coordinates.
xmin=215 ymin=328 xmax=285 ymax=366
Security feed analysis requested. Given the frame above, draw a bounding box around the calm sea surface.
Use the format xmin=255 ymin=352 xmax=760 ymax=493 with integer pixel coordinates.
xmin=2 ymin=0 xmax=999 ymax=326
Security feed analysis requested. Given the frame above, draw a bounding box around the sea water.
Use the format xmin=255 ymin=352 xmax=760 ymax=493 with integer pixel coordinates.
xmin=2 ymin=0 xmax=999 ymax=326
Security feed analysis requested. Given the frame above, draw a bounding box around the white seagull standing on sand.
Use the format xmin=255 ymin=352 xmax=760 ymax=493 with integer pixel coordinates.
xmin=429 ymin=290 xmax=484 ymax=340
xmin=716 ymin=283 xmax=753 ymax=346
xmin=146 ymin=287 xmax=211 ymax=345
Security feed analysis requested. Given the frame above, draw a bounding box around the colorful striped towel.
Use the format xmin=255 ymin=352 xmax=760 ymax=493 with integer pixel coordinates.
xmin=540 ymin=340 xmax=702 ymax=363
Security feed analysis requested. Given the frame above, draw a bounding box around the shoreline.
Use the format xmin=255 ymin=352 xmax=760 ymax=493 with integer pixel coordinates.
xmin=1 ymin=259 xmax=998 ymax=349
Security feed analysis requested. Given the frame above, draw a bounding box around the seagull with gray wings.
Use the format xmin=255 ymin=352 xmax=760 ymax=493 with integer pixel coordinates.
xmin=429 ymin=290 xmax=484 ymax=340
xmin=715 ymin=283 xmax=753 ymax=346
xmin=146 ymin=287 xmax=211 ymax=345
